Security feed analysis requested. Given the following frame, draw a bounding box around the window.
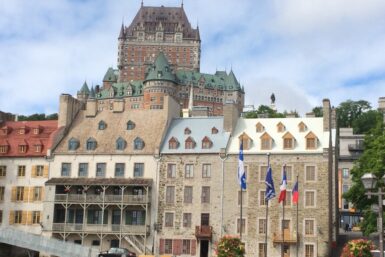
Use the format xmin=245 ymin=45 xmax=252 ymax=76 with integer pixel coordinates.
xmin=201 ymin=186 xmax=210 ymax=203
xmin=305 ymin=132 xmax=317 ymax=149
xmin=260 ymin=133 xmax=272 ymax=150
xmin=33 ymin=187 xmax=42 ymax=201
xmin=305 ymin=191 xmax=316 ymax=207
xmin=0 ymin=187 xmax=4 ymax=201
xmin=305 ymin=166 xmax=316 ymax=181
xmin=259 ymin=166 xmax=268 ymax=181
xmin=237 ymin=218 xmax=246 ymax=234
xmin=168 ymin=137 xmax=179 ymax=149
xmin=277 ymin=122 xmax=285 ymax=132
xmin=211 ymin=127 xmax=218 ymax=134
xmin=258 ymin=218 xmax=266 ymax=234
xmin=68 ymin=138 xmax=79 ymax=150
xmin=185 ymin=164 xmax=194 ymax=178
xmin=18 ymin=144 xmax=27 ymax=153
xmin=283 ymin=138 xmax=293 ymax=149
xmin=34 ymin=144 xmax=42 ymax=153
xmin=0 ymin=145 xmax=8 ymax=153
xmin=61 ymin=163 xmax=71 ymax=177
xmin=134 ymin=163 xmax=144 ymax=177
xmin=78 ymin=163 xmax=88 ymax=177
xmin=134 ymin=137 xmax=144 ymax=150
xmin=184 ymin=127 xmax=191 ymax=135
xmin=0 ymin=166 xmax=6 ymax=177
xmin=183 ymin=213 xmax=192 ymax=227
xmin=14 ymin=211 xmax=23 ymax=224
xmin=35 ymin=165 xmax=44 ymax=176
xmin=202 ymin=137 xmax=212 ymax=149
xmin=285 ymin=191 xmax=292 ymax=206
xmin=284 ymin=166 xmax=293 ymax=181
xmin=115 ymin=163 xmax=125 ymax=177
xmin=127 ymin=120 xmax=135 ymax=130
xmin=305 ymin=219 xmax=315 ymax=236
xmin=298 ymin=122 xmax=307 ymax=132
xmin=167 ymin=164 xmax=176 ymax=178
xmin=32 ymin=211 xmax=41 ymax=224
xmin=305 ymin=244 xmax=315 ymax=257
xmin=16 ymin=187 xmax=24 ymax=201
xmin=342 ymin=168 xmax=349 ymax=178
xmin=182 ymin=240 xmax=191 ymax=254
xmin=98 ymin=120 xmax=106 ymax=130
xmin=185 ymin=137 xmax=195 ymax=149
xmin=116 ymin=137 xmax=126 ymax=150
xmin=92 ymin=240 xmax=100 ymax=246
xmin=256 ymin=122 xmax=264 ymax=133
xmin=164 ymin=212 xmax=174 ymax=227
xmin=258 ymin=243 xmax=267 ymax=257
xmin=202 ymin=164 xmax=211 ymax=178
xmin=87 ymin=210 xmax=108 ymax=224
xmin=125 ymin=210 xmax=145 ymax=225
xmin=184 ymin=186 xmax=193 ymax=204
xmin=86 ymin=138 xmax=97 ymax=150
xmin=165 ymin=239 xmax=173 ymax=254
xmin=238 ymin=133 xmax=251 ymax=150
xmin=16 ymin=165 xmax=26 ymax=177
xmin=259 ymin=191 xmax=266 ymax=206
xmin=166 ymin=186 xmax=175 ymax=204
xmin=96 ymin=163 xmax=106 ymax=177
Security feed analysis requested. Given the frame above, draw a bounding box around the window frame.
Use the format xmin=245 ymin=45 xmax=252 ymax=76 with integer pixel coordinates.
xmin=133 ymin=163 xmax=144 ymax=177
xmin=61 ymin=163 xmax=71 ymax=177
xmin=304 ymin=190 xmax=316 ymax=208
xmin=202 ymin=164 xmax=211 ymax=178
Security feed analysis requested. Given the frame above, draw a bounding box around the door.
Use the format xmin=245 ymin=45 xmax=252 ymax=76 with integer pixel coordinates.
xmin=200 ymin=240 xmax=209 ymax=257
xmin=283 ymin=244 xmax=290 ymax=257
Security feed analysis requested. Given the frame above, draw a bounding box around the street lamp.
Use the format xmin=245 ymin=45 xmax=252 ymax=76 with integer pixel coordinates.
xmin=361 ymin=173 xmax=385 ymax=257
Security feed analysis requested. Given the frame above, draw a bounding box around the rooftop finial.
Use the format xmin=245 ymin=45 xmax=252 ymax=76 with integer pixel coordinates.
xmin=141 ymin=0 xmax=144 ymax=7
xmin=181 ymin=0 xmax=184 ymax=8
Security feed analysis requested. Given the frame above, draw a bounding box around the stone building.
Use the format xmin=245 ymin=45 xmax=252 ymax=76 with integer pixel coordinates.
xmin=0 ymin=119 xmax=58 ymax=234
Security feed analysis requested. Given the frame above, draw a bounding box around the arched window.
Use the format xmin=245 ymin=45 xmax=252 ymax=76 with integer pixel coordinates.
xmin=134 ymin=137 xmax=144 ymax=150
xmin=168 ymin=137 xmax=179 ymax=149
xmin=127 ymin=120 xmax=135 ymax=130
xmin=86 ymin=138 xmax=97 ymax=150
xmin=202 ymin=136 xmax=212 ymax=149
xmin=98 ymin=120 xmax=107 ymax=130
xmin=185 ymin=137 xmax=196 ymax=149
xmin=116 ymin=137 xmax=126 ymax=150
xmin=68 ymin=138 xmax=79 ymax=150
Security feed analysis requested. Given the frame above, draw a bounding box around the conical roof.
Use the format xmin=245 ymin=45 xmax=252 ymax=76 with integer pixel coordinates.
xmin=144 ymin=52 xmax=176 ymax=83
xmin=103 ymin=67 xmax=118 ymax=82
xmin=79 ymin=81 xmax=90 ymax=94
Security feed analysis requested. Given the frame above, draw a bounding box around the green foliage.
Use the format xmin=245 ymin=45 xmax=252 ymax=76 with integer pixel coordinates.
xmin=214 ymin=235 xmax=245 ymax=257
xmin=344 ymin=120 xmax=385 ymax=235
xmin=340 ymin=239 xmax=375 ymax=257
xmin=312 ymin=106 xmax=323 ymax=117
xmin=17 ymin=113 xmax=58 ymax=121
xmin=352 ymin=110 xmax=383 ymax=134
xmin=336 ymin=100 xmax=371 ymax=128
xmin=244 ymin=105 xmax=286 ymax=118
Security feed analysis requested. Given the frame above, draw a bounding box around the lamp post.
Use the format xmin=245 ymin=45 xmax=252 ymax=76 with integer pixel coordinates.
xmin=361 ymin=173 xmax=385 ymax=257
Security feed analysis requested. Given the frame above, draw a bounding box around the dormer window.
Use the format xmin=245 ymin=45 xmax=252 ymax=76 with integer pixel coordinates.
xmin=202 ymin=136 xmax=212 ymax=149
xmin=19 ymin=126 xmax=28 ymax=135
xmin=34 ymin=145 xmax=42 ymax=153
xmin=211 ymin=127 xmax=218 ymax=134
xmin=116 ymin=137 xmax=126 ymax=150
xmin=184 ymin=127 xmax=191 ymax=135
xmin=185 ymin=137 xmax=196 ymax=149
xmin=238 ymin=132 xmax=252 ymax=150
xmin=298 ymin=122 xmax=307 ymax=132
xmin=98 ymin=120 xmax=107 ymax=130
xmin=277 ymin=122 xmax=285 ymax=133
xmin=305 ymin=132 xmax=318 ymax=150
xmin=0 ymin=142 xmax=9 ymax=154
xmin=168 ymin=137 xmax=179 ymax=149
xmin=282 ymin=132 xmax=295 ymax=150
xmin=0 ymin=127 xmax=9 ymax=136
xmin=68 ymin=138 xmax=79 ymax=151
xmin=127 ymin=120 xmax=135 ymax=130
xmin=256 ymin=122 xmax=265 ymax=133
xmin=260 ymin=132 xmax=273 ymax=150
xmin=134 ymin=137 xmax=145 ymax=150
xmin=86 ymin=138 xmax=97 ymax=151
xmin=18 ymin=144 xmax=27 ymax=153
xmin=33 ymin=126 xmax=41 ymax=135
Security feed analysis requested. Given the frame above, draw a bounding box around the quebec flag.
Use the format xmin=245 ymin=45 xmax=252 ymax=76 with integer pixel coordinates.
xmin=238 ymin=143 xmax=247 ymax=190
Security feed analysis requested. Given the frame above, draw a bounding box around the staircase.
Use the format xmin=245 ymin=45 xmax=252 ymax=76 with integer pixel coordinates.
xmin=124 ymin=235 xmax=152 ymax=255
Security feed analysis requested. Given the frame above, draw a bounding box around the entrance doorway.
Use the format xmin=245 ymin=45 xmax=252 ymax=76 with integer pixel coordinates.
xmin=283 ymin=244 xmax=290 ymax=257
xmin=200 ymin=240 xmax=209 ymax=257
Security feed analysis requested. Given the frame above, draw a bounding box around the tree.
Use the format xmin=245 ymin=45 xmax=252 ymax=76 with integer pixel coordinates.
xmin=17 ymin=113 xmax=58 ymax=121
xmin=244 ymin=105 xmax=285 ymax=118
xmin=312 ymin=106 xmax=323 ymax=117
xmin=352 ymin=110 xmax=383 ymax=134
xmin=336 ymin=100 xmax=371 ymax=129
xmin=344 ymin=120 xmax=385 ymax=235
xmin=214 ymin=235 xmax=245 ymax=257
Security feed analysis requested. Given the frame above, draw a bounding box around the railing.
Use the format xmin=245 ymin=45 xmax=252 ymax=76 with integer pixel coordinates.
xmin=52 ymin=223 xmax=147 ymax=234
xmin=272 ymin=230 xmax=299 ymax=244
xmin=195 ymin=226 xmax=212 ymax=240
xmin=54 ymin=194 xmax=149 ymax=204
xmin=348 ymin=144 xmax=364 ymax=151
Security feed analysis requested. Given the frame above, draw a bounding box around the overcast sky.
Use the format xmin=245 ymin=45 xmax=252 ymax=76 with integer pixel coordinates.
xmin=1 ymin=0 xmax=385 ymax=115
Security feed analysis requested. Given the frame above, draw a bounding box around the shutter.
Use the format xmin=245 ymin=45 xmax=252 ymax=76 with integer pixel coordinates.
xmin=43 ymin=165 xmax=49 ymax=178
xmin=31 ymin=165 xmax=36 ymax=178
xmin=9 ymin=211 xmax=14 ymax=225
xmin=173 ymin=239 xmax=182 ymax=255
xmin=159 ymin=239 xmax=165 ymax=254
xmin=22 ymin=211 xmax=27 ymax=224
xmin=24 ymin=187 xmax=30 ymax=202
xmin=26 ymin=211 xmax=33 ymax=225
xmin=191 ymin=240 xmax=196 ymax=255
xmin=30 ymin=187 xmax=35 ymax=201
xmin=41 ymin=187 xmax=45 ymax=201
xmin=11 ymin=187 xmax=16 ymax=202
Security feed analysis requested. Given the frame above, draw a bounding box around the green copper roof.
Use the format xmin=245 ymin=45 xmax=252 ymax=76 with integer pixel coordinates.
xmin=103 ymin=67 xmax=118 ymax=82
xmin=94 ymin=81 xmax=143 ymax=99
xmin=78 ymin=81 xmax=90 ymax=94
xmin=144 ymin=52 xmax=177 ymax=83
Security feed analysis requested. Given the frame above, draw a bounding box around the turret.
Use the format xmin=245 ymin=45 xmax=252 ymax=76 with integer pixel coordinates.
xmin=77 ymin=81 xmax=90 ymax=102
xmin=103 ymin=67 xmax=118 ymax=89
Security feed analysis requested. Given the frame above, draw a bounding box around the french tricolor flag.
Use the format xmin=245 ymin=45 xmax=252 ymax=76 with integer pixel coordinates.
xmin=278 ymin=165 xmax=287 ymax=203
xmin=292 ymin=181 xmax=299 ymax=204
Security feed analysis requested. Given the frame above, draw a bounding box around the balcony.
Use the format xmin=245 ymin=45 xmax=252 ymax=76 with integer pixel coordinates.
xmin=272 ymin=230 xmax=299 ymax=244
xmin=348 ymin=144 xmax=364 ymax=152
xmin=195 ymin=226 xmax=212 ymax=240
xmin=54 ymin=194 xmax=149 ymax=204
xmin=51 ymin=223 xmax=149 ymax=235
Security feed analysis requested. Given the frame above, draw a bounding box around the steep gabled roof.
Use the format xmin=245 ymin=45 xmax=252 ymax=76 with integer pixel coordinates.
xmin=144 ymin=52 xmax=176 ymax=83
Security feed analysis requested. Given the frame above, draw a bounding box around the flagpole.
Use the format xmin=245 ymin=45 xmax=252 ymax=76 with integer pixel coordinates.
xmin=281 ymin=165 xmax=286 ymax=257
xmin=264 ymin=153 xmax=270 ymax=257
xmin=240 ymin=182 xmax=243 ymax=239
xmin=296 ymin=174 xmax=299 ymax=257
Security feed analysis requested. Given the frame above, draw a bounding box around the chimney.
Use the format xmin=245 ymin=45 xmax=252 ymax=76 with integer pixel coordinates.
xmin=58 ymin=94 xmax=82 ymax=127
xmin=306 ymin=112 xmax=315 ymax=118
xmin=322 ymin=99 xmax=331 ymax=132
xmin=223 ymin=102 xmax=240 ymax=133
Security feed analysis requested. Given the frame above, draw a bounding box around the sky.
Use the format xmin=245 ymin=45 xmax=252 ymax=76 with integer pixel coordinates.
xmin=1 ymin=0 xmax=385 ymax=115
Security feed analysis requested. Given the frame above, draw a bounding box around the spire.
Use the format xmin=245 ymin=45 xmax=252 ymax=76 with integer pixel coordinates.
xmin=90 ymin=86 xmax=95 ymax=98
xmin=181 ymin=0 xmax=184 ymax=8
xmin=80 ymin=81 xmax=90 ymax=94
xmin=118 ymin=23 xmax=125 ymax=39
xmin=141 ymin=0 xmax=143 ymax=7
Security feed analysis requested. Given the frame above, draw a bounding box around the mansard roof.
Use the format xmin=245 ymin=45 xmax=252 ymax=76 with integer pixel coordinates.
xmin=144 ymin=52 xmax=177 ymax=83
xmin=103 ymin=67 xmax=118 ymax=82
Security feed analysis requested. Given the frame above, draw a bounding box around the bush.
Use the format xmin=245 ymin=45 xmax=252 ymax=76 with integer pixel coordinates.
xmin=214 ymin=235 xmax=245 ymax=257
xmin=340 ymin=239 xmax=375 ymax=257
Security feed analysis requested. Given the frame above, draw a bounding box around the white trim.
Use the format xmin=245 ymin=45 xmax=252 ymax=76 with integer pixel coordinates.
xmin=258 ymin=189 xmax=266 ymax=206
xmin=163 ymin=211 xmax=175 ymax=228
xmin=237 ymin=190 xmax=248 ymax=207
xmin=184 ymin=163 xmax=194 ymax=178
xmin=304 ymin=190 xmax=317 ymax=208
xmin=303 ymin=242 xmax=317 ymax=257
xmin=303 ymin=218 xmax=317 ymax=237
xmin=236 ymin=216 xmax=247 ymax=235
xmin=201 ymin=163 xmax=211 ymax=178
xmin=282 ymin=164 xmax=294 ymax=182
xmin=257 ymin=217 xmax=267 ymax=235
xmin=304 ymin=164 xmax=317 ymax=182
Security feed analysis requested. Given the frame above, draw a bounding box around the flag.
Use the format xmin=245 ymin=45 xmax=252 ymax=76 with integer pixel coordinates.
xmin=292 ymin=180 xmax=299 ymax=204
xmin=238 ymin=143 xmax=246 ymax=190
xmin=265 ymin=165 xmax=275 ymax=200
xmin=278 ymin=166 xmax=287 ymax=203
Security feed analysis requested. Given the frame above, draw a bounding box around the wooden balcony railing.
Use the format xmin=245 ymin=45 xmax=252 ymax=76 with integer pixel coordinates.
xmin=54 ymin=194 xmax=149 ymax=204
xmin=272 ymin=229 xmax=299 ymax=244
xmin=51 ymin=223 xmax=148 ymax=234
xmin=195 ymin=226 xmax=212 ymax=240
